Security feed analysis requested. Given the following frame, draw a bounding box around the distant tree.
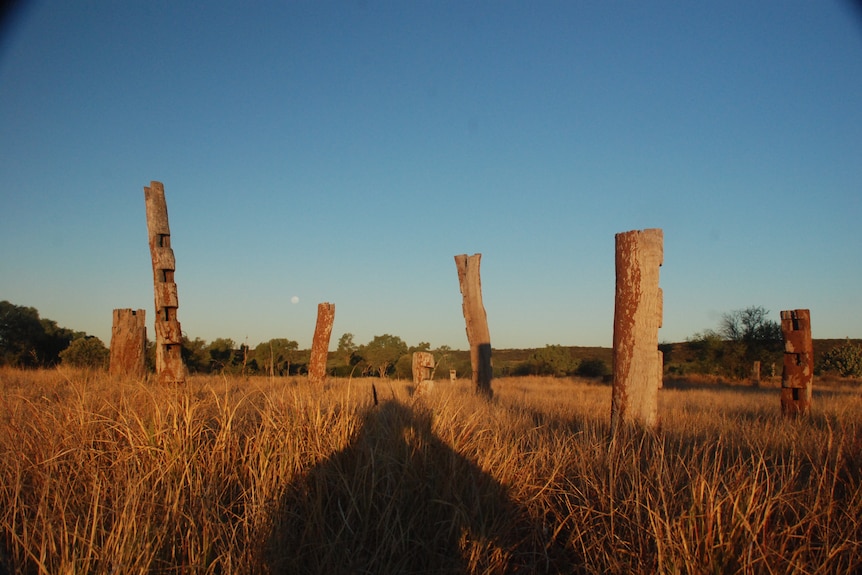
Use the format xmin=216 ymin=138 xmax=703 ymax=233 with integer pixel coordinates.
xmin=182 ymin=337 xmax=210 ymax=373
xmin=820 ymin=339 xmax=862 ymax=378
xmin=336 ymin=333 xmax=358 ymax=367
xmin=207 ymin=338 xmax=237 ymax=373
xmin=59 ymin=336 xmax=109 ymax=369
xmin=719 ymin=306 xmax=783 ymax=378
xmin=0 ymin=301 xmax=78 ymax=367
xmin=360 ymin=334 xmax=408 ymax=378
xmin=532 ymin=345 xmax=577 ymax=377
xmin=253 ymin=338 xmax=299 ymax=376
xmin=576 ymin=357 xmax=610 ymax=378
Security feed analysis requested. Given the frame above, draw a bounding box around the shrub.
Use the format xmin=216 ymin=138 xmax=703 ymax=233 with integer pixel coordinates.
xmin=820 ymin=339 xmax=862 ymax=377
xmin=59 ymin=337 xmax=109 ymax=368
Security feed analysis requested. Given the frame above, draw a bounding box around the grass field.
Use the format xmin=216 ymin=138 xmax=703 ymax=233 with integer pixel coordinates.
xmin=1 ymin=367 xmax=860 ymax=574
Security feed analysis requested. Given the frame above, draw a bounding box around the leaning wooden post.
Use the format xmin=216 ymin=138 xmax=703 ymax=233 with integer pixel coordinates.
xmin=780 ymin=309 xmax=813 ymax=417
xmin=455 ymin=253 xmax=493 ymax=398
xmin=308 ymin=302 xmax=336 ymax=386
xmin=611 ymin=228 xmax=663 ymax=435
xmin=144 ymin=181 xmax=186 ymax=384
xmin=109 ymin=308 xmax=146 ymax=378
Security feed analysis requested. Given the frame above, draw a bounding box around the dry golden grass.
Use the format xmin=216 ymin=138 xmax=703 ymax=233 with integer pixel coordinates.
xmin=1 ymin=367 xmax=860 ymax=574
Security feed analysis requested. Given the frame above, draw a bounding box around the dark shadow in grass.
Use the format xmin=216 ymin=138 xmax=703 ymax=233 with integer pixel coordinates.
xmin=267 ymin=399 xmax=574 ymax=574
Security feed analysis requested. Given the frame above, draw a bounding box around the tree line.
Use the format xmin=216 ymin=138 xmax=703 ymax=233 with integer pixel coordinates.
xmin=2 ymin=300 xmax=860 ymax=379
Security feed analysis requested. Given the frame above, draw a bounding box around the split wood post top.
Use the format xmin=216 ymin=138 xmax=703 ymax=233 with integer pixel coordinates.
xmin=780 ymin=309 xmax=813 ymax=417
xmin=308 ymin=302 xmax=336 ymax=386
xmin=144 ymin=181 xmax=186 ymax=384
xmin=611 ymin=228 xmax=663 ymax=434
xmin=455 ymin=253 xmax=493 ymax=398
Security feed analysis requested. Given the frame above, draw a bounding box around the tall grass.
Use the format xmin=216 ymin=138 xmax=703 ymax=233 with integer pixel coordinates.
xmin=1 ymin=367 xmax=860 ymax=573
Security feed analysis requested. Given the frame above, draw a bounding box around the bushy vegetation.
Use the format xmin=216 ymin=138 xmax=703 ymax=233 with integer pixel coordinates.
xmin=819 ymin=338 xmax=862 ymax=377
xmin=1 ymin=368 xmax=861 ymax=574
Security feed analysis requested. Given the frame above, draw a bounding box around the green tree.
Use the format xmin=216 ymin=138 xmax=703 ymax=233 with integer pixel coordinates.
xmin=336 ymin=333 xmax=358 ymax=366
xmin=59 ymin=336 xmax=109 ymax=368
xmin=820 ymin=339 xmax=862 ymax=377
xmin=254 ymin=338 xmax=299 ymax=376
xmin=207 ymin=338 xmax=237 ymax=373
xmin=719 ymin=306 xmax=783 ymax=378
xmin=531 ymin=345 xmax=577 ymax=377
xmin=360 ymin=334 xmax=408 ymax=378
xmin=0 ymin=301 xmax=78 ymax=367
xmin=182 ymin=337 xmax=210 ymax=373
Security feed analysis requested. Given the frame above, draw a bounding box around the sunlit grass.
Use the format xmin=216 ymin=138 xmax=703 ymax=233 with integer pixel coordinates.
xmin=1 ymin=366 xmax=860 ymax=573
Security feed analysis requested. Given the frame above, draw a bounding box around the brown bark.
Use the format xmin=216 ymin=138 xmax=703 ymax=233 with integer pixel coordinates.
xmin=308 ymin=302 xmax=336 ymax=386
xmin=144 ymin=181 xmax=185 ymax=384
xmin=611 ymin=228 xmax=663 ymax=435
xmin=109 ymin=309 xmax=146 ymax=378
xmin=455 ymin=253 xmax=493 ymax=398
xmin=780 ymin=309 xmax=813 ymax=417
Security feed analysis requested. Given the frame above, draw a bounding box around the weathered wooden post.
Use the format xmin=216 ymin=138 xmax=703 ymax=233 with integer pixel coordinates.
xmin=780 ymin=309 xmax=813 ymax=417
xmin=455 ymin=253 xmax=493 ymax=398
xmin=412 ymin=352 xmax=434 ymax=384
xmin=449 ymin=369 xmax=457 ymax=383
xmin=109 ymin=308 xmax=146 ymax=378
xmin=751 ymin=360 xmax=762 ymax=387
xmin=144 ymin=181 xmax=186 ymax=384
xmin=611 ymin=228 xmax=663 ymax=435
xmin=308 ymin=302 xmax=336 ymax=386
xmin=412 ymin=351 xmax=435 ymax=395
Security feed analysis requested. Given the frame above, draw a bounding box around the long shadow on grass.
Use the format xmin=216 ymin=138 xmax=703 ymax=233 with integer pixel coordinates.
xmin=267 ymin=399 xmax=572 ymax=574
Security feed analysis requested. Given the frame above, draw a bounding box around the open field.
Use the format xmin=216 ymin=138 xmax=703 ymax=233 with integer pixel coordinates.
xmin=1 ymin=368 xmax=861 ymax=574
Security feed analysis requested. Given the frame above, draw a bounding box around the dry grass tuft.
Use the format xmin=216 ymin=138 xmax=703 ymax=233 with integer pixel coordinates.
xmin=1 ymin=367 xmax=861 ymax=574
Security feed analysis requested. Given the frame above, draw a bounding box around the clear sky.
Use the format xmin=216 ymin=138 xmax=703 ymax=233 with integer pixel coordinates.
xmin=1 ymin=1 xmax=861 ymax=351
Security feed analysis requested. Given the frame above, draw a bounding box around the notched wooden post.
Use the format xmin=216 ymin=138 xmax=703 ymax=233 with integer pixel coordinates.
xmin=611 ymin=228 xmax=663 ymax=435
xmin=455 ymin=253 xmax=493 ymax=398
xmin=412 ymin=351 xmax=435 ymax=396
xmin=308 ymin=302 xmax=336 ymax=386
xmin=144 ymin=181 xmax=186 ymax=384
xmin=109 ymin=308 xmax=146 ymax=378
xmin=780 ymin=309 xmax=813 ymax=417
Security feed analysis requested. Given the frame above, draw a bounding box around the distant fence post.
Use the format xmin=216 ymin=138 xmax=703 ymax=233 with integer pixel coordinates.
xmin=109 ymin=308 xmax=146 ymax=378
xmin=751 ymin=360 xmax=761 ymax=387
xmin=449 ymin=369 xmax=457 ymax=383
xmin=144 ymin=181 xmax=186 ymax=384
xmin=780 ymin=309 xmax=813 ymax=417
xmin=308 ymin=302 xmax=336 ymax=386
xmin=611 ymin=228 xmax=663 ymax=435
xmin=455 ymin=253 xmax=493 ymax=398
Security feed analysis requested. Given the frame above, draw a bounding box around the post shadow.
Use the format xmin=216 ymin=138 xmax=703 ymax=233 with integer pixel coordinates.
xmin=267 ymin=399 xmax=573 ymax=574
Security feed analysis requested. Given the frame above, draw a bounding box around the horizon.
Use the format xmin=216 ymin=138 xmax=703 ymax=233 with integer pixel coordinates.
xmin=2 ymin=2 xmax=861 ymax=351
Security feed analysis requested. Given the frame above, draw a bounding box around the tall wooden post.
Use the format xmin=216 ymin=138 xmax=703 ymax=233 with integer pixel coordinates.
xmin=109 ymin=308 xmax=146 ymax=378
xmin=455 ymin=253 xmax=493 ymax=398
xmin=751 ymin=360 xmax=762 ymax=387
xmin=144 ymin=181 xmax=186 ymax=384
xmin=611 ymin=228 xmax=663 ymax=434
xmin=780 ymin=309 xmax=813 ymax=417
xmin=308 ymin=302 xmax=336 ymax=386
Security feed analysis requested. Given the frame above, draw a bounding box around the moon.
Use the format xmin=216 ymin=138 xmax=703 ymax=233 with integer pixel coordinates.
xmin=290 ymin=296 xmax=299 ymax=304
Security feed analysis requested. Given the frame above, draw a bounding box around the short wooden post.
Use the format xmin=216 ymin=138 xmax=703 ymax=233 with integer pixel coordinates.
xmin=780 ymin=309 xmax=813 ymax=417
xmin=308 ymin=302 xmax=336 ymax=386
xmin=751 ymin=360 xmax=761 ymax=387
xmin=455 ymin=253 xmax=493 ymax=398
xmin=611 ymin=228 xmax=663 ymax=434
xmin=449 ymin=369 xmax=457 ymax=383
xmin=412 ymin=352 xmax=434 ymax=385
xmin=109 ymin=309 xmax=146 ymax=378
xmin=144 ymin=181 xmax=185 ymax=384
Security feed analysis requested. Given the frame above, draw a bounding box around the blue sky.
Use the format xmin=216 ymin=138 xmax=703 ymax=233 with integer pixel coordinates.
xmin=1 ymin=1 xmax=861 ymax=351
